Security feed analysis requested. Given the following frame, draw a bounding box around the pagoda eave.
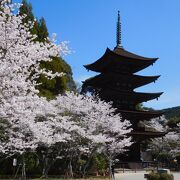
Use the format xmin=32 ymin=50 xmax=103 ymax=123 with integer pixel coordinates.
xmin=129 ymin=131 xmax=166 ymax=139
xmin=84 ymin=48 xmax=158 ymax=73
xmin=118 ymin=109 xmax=163 ymax=121
xmin=82 ymin=73 xmax=160 ymax=90
xmin=99 ymin=90 xmax=163 ymax=104
xmin=113 ymin=47 xmax=158 ymax=61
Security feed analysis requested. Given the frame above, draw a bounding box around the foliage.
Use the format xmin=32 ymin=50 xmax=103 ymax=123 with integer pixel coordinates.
xmin=19 ymin=0 xmax=48 ymax=41
xmin=163 ymin=106 xmax=180 ymax=129
xmin=36 ymin=17 xmax=49 ymax=42
xmin=135 ymin=103 xmax=144 ymax=111
xmin=166 ymin=116 xmax=180 ymax=128
xmin=19 ymin=0 xmax=76 ymax=98
xmin=156 ymin=153 xmax=172 ymax=163
xmin=148 ymin=172 xmax=160 ymax=180
xmin=0 ymin=0 xmax=68 ymax=154
xmin=38 ymin=57 xmax=75 ymax=99
xmin=135 ymin=103 xmax=156 ymax=111
xmin=163 ymin=106 xmax=180 ymax=119
xmin=148 ymin=116 xmax=180 ymax=166
xmin=19 ymin=0 xmax=34 ymax=24
xmin=0 ymin=118 xmax=10 ymax=142
xmin=24 ymin=153 xmax=39 ymax=172
xmin=148 ymin=172 xmax=173 ymax=180
xmin=175 ymin=153 xmax=180 ymax=165
xmin=92 ymin=154 xmax=107 ymax=175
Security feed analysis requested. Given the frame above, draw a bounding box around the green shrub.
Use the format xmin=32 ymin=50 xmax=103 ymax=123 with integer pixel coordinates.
xmin=148 ymin=172 xmax=160 ymax=180
xmin=159 ymin=173 xmax=173 ymax=180
xmin=148 ymin=172 xmax=173 ymax=180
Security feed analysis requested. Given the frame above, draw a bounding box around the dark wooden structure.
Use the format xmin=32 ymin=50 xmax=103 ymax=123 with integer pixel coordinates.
xmin=82 ymin=12 xmax=165 ymax=162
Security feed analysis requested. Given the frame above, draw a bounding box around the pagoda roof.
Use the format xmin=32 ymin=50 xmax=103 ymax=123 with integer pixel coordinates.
xmin=84 ymin=48 xmax=158 ymax=73
xmin=113 ymin=47 xmax=157 ymax=60
xmin=82 ymin=73 xmax=160 ymax=90
xmin=99 ymin=90 xmax=163 ymax=104
xmin=129 ymin=131 xmax=166 ymax=139
xmin=118 ymin=109 xmax=163 ymax=121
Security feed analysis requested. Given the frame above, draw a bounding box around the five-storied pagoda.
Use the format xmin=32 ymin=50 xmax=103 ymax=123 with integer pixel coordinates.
xmin=82 ymin=12 xmax=166 ymax=162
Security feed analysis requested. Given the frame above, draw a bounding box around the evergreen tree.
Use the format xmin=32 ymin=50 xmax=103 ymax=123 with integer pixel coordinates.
xmin=19 ymin=0 xmax=76 ymax=99
xmin=37 ymin=17 xmax=49 ymax=42
xmin=19 ymin=0 xmax=34 ymax=24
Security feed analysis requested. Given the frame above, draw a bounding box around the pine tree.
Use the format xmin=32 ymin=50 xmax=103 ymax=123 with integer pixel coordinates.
xmin=37 ymin=17 xmax=49 ymax=42
xmin=19 ymin=0 xmax=34 ymax=24
xmin=19 ymin=0 xmax=76 ymax=99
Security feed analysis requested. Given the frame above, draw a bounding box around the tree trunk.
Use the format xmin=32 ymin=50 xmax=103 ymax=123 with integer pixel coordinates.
xmin=21 ymin=155 xmax=26 ymax=180
xmin=82 ymin=149 xmax=96 ymax=178
xmin=41 ymin=156 xmax=48 ymax=179
xmin=108 ymin=157 xmax=115 ymax=180
xmin=68 ymin=159 xmax=74 ymax=179
xmin=44 ymin=158 xmax=57 ymax=178
xmin=41 ymin=150 xmax=61 ymax=179
xmin=109 ymin=158 xmax=112 ymax=180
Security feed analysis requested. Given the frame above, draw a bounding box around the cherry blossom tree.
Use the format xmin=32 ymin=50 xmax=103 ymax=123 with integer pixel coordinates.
xmin=147 ymin=116 xmax=180 ymax=167
xmin=13 ymin=92 xmax=132 ymax=178
xmin=0 ymin=0 xmax=58 ymax=150
xmin=0 ymin=1 xmax=68 ymax=178
xmin=52 ymin=92 xmax=132 ymax=178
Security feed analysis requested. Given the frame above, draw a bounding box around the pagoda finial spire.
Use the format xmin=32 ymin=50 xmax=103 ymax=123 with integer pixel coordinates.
xmin=116 ymin=11 xmax=122 ymax=48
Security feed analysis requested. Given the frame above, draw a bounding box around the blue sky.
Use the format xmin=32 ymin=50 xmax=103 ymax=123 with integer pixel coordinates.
xmin=15 ymin=0 xmax=180 ymax=109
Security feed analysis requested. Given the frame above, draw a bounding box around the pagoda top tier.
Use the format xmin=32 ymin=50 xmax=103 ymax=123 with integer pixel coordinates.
xmin=84 ymin=47 xmax=158 ymax=73
xmin=113 ymin=47 xmax=158 ymax=61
